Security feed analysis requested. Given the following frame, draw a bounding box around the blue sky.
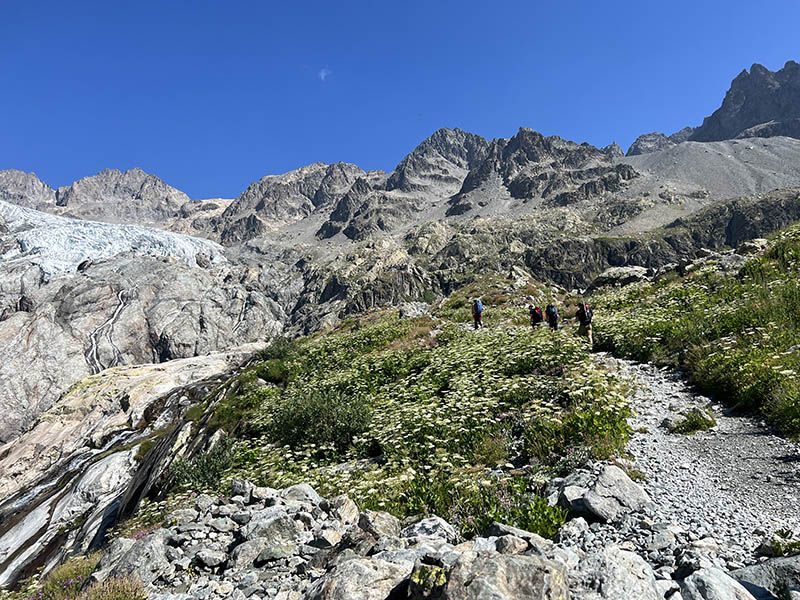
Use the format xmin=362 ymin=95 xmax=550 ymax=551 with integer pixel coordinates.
xmin=1 ymin=0 xmax=798 ymax=199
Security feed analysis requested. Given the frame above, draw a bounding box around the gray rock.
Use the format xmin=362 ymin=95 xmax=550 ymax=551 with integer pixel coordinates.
xmin=443 ymin=552 xmax=569 ymax=599
xmin=570 ymin=546 xmax=662 ymax=599
xmin=736 ymin=238 xmax=769 ymax=256
xmin=196 ymin=549 xmax=227 ymax=568
xmin=400 ymin=516 xmax=458 ymax=543
xmin=282 ymin=483 xmax=323 ymax=506
xmin=589 ymin=266 xmax=650 ymax=290
xmin=680 ymin=567 xmax=758 ymax=599
xmin=302 ymin=556 xmax=414 ymax=600
xmin=105 ymin=531 xmax=174 ymax=585
xmin=733 ymin=556 xmax=800 ymax=598
xmin=582 ymin=465 xmax=651 ymax=522
xmin=328 ymin=495 xmax=359 ymax=526
xmin=358 ymin=510 xmax=401 ymax=539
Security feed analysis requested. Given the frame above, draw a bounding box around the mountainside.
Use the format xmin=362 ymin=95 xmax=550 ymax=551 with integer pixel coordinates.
xmin=690 ymin=61 xmax=800 ymax=142
xmin=53 ymin=168 xmax=190 ymax=226
xmin=4 ymin=59 xmax=800 ymax=597
xmin=0 ymin=170 xmax=55 ymax=210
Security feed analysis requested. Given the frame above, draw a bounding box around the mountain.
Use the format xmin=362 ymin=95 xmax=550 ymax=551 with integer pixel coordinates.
xmin=54 ymin=167 xmax=190 ymax=226
xmin=0 ymin=170 xmax=55 ymax=210
xmin=216 ymin=162 xmax=368 ymax=244
xmin=625 ymin=128 xmax=698 ymax=156
xmin=690 ymin=61 xmax=800 ymax=142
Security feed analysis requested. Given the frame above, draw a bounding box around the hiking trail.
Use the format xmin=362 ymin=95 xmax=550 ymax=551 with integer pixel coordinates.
xmin=617 ymin=357 xmax=800 ymax=569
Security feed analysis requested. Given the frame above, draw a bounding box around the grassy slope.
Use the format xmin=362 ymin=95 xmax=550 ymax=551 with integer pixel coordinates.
xmin=169 ymin=276 xmax=632 ymax=539
xmin=592 ymin=224 xmax=800 ymax=438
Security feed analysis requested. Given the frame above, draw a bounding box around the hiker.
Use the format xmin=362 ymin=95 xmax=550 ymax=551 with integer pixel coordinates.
xmin=575 ymin=300 xmax=594 ymax=346
xmin=472 ymin=297 xmax=484 ymax=329
xmin=529 ymin=304 xmax=543 ymax=327
xmin=545 ymin=303 xmax=558 ymax=330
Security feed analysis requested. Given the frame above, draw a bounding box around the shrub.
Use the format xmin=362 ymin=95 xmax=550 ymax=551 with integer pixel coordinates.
xmin=268 ymin=388 xmax=371 ymax=454
xmin=75 ymin=577 xmax=146 ymax=600
xmin=170 ymin=438 xmax=234 ymax=492
xmin=669 ymin=409 xmax=717 ymax=434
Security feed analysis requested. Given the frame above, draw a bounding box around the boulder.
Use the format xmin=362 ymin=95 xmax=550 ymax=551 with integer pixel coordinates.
xmin=588 ymin=266 xmax=649 ymax=290
xmin=359 ymin=510 xmax=401 ymax=539
xmin=401 ymin=516 xmax=458 ymax=544
xmin=733 ymin=556 xmax=800 ymax=599
xmin=302 ymin=557 xmax=414 ymax=600
xmin=582 ymin=465 xmax=651 ymax=522
xmin=398 ymin=301 xmax=430 ymax=319
xmin=680 ymin=567 xmax=758 ymax=600
xmin=443 ymin=552 xmax=569 ymax=599
xmin=104 ymin=531 xmax=173 ymax=585
xmin=569 ymin=546 xmax=662 ymax=599
xmin=736 ymin=238 xmax=769 ymax=256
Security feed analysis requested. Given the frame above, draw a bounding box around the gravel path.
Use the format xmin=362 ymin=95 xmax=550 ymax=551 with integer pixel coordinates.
xmin=619 ymin=358 xmax=800 ymax=568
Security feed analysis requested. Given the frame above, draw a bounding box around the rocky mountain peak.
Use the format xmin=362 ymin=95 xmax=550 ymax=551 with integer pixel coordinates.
xmin=601 ymin=142 xmax=625 ymax=158
xmin=385 ymin=127 xmax=490 ymax=194
xmin=53 ymin=167 xmax=189 ymax=225
xmin=0 ymin=170 xmax=55 ymax=210
xmin=217 ymin=162 xmax=366 ymax=244
xmin=690 ymin=60 xmax=800 ymax=142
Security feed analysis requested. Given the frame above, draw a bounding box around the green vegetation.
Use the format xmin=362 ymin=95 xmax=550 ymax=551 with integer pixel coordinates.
xmin=0 ymin=554 xmax=143 ymax=600
xmin=593 ymin=225 xmax=800 ymax=438
xmin=669 ymin=409 xmax=717 ymax=435
xmin=170 ymin=438 xmax=234 ymax=491
xmin=772 ymin=528 xmax=800 ymax=557
xmin=181 ymin=280 xmax=634 ymax=539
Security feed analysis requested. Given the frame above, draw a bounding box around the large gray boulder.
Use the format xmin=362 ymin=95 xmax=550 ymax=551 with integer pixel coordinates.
xmin=555 ymin=465 xmax=650 ymax=523
xmin=442 ymin=552 xmax=569 ymax=599
xmin=569 ymin=546 xmax=662 ymax=600
xmin=588 ymin=266 xmax=650 ymax=290
xmin=733 ymin=556 xmax=800 ymax=599
xmin=680 ymin=567 xmax=758 ymax=600
xmin=302 ymin=557 xmax=414 ymax=600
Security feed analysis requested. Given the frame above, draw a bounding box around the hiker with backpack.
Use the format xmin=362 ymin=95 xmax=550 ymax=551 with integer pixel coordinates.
xmin=545 ymin=304 xmax=558 ymax=330
xmin=472 ymin=298 xmax=484 ymax=329
xmin=529 ymin=304 xmax=543 ymax=327
xmin=575 ymin=300 xmax=594 ymax=346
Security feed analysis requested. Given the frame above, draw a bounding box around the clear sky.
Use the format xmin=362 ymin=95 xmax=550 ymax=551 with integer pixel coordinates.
xmin=1 ymin=0 xmax=799 ymax=199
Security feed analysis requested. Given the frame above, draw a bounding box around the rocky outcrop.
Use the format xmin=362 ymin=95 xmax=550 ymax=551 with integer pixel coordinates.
xmin=0 ymin=170 xmax=55 ymax=210
xmin=690 ymin=61 xmax=800 ymax=142
xmin=54 ymin=168 xmax=189 ymax=226
xmin=385 ymin=127 xmax=490 ymax=195
xmin=220 ymin=162 xmax=367 ymax=243
xmin=627 ymin=132 xmax=676 ymax=156
xmin=0 ymin=345 xmax=261 ymax=587
xmin=447 ymin=128 xmax=638 ymax=215
xmin=601 ymin=143 xmax=624 ymax=158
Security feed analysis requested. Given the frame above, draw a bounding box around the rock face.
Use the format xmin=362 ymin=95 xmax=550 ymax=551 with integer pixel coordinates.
xmin=627 ymin=132 xmax=676 ymax=156
xmin=0 ymin=202 xmax=286 ymax=441
xmin=219 ymin=162 xmax=368 ymax=243
xmin=54 ymin=168 xmax=190 ymax=226
xmin=0 ymin=346 xmax=260 ymax=587
xmin=448 ymin=128 xmax=638 ymax=215
xmin=601 ymin=142 xmax=624 ymax=158
xmin=0 ymin=170 xmax=55 ymax=210
xmin=690 ymin=61 xmax=800 ymax=142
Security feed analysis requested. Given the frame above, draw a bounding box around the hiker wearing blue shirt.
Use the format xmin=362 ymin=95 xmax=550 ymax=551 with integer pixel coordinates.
xmin=472 ymin=298 xmax=484 ymax=329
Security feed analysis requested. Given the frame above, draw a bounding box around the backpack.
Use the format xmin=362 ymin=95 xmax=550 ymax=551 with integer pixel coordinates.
xmin=534 ymin=306 xmax=543 ymax=318
xmin=579 ymin=303 xmax=593 ymax=325
xmin=474 ymin=299 xmax=483 ymax=314
xmin=546 ymin=304 xmax=557 ymax=319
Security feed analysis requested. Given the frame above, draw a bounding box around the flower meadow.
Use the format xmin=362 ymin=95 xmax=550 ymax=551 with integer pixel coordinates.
xmin=592 ymin=224 xmax=800 ymax=438
xmin=174 ymin=293 xmax=633 ymax=539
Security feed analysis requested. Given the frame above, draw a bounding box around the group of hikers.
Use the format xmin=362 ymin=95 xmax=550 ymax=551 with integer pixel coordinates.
xmin=470 ymin=297 xmax=594 ymax=345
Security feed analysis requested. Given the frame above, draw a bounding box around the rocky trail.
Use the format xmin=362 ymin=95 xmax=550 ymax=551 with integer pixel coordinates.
xmin=618 ymin=358 xmax=800 ymax=569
